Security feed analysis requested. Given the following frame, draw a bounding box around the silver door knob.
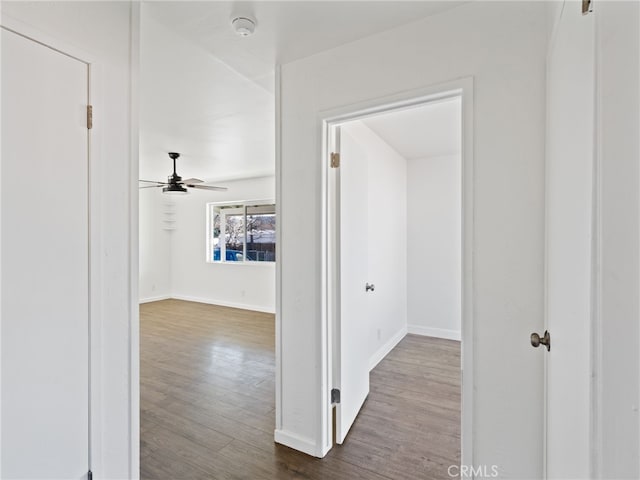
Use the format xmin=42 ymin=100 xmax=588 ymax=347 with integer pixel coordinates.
xmin=530 ymin=330 xmax=551 ymax=351
xmin=365 ymin=283 xmax=375 ymax=292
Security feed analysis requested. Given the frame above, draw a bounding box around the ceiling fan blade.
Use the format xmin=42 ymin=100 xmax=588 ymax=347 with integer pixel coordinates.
xmin=139 ymin=179 xmax=168 ymax=185
xmin=139 ymin=185 xmax=163 ymax=189
xmin=187 ymin=184 xmax=228 ymax=192
xmin=179 ymin=178 xmax=204 ymax=184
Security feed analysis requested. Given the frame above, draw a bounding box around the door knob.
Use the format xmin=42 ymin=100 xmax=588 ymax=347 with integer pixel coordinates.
xmin=365 ymin=283 xmax=375 ymax=292
xmin=530 ymin=330 xmax=551 ymax=351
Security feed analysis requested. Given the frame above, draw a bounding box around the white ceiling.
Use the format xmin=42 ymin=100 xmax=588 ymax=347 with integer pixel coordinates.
xmin=144 ymin=1 xmax=467 ymax=90
xmin=140 ymin=11 xmax=275 ymax=182
xmin=360 ymin=96 xmax=462 ymax=160
xmin=139 ymin=1 xmax=467 ymax=183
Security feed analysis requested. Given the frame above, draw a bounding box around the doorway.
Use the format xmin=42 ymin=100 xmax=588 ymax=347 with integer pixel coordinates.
xmin=1 ymin=24 xmax=94 ymax=479
xmin=323 ymin=83 xmax=473 ymax=469
xmin=136 ymin=4 xmax=280 ymax=477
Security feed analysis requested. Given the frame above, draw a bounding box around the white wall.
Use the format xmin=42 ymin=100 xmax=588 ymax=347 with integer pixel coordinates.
xmin=596 ymin=1 xmax=640 ymax=477
xmin=138 ymin=8 xmax=275 ymax=183
xmin=139 ymin=176 xmax=276 ymax=312
xmin=139 ymin=188 xmax=171 ymax=302
xmin=0 ymin=2 xmax=136 ymax=478
xmin=407 ymin=155 xmax=461 ymax=340
xmin=340 ymin=121 xmax=408 ymax=370
xmin=278 ymin=1 xmax=547 ymax=473
xmin=169 ymin=176 xmax=276 ymax=313
xmin=139 ymin=177 xmax=277 ymax=313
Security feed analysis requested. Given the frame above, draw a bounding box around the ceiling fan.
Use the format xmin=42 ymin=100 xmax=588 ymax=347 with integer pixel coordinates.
xmin=139 ymin=152 xmax=228 ymax=195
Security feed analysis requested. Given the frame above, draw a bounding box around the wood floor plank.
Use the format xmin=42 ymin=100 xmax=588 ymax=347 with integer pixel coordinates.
xmin=141 ymin=299 xmax=460 ymax=479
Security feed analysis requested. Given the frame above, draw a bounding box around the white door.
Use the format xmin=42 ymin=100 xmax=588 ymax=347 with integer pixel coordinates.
xmin=1 ymin=29 xmax=90 ymax=478
xmin=545 ymin=2 xmax=595 ymax=478
xmin=335 ymin=126 xmax=371 ymax=443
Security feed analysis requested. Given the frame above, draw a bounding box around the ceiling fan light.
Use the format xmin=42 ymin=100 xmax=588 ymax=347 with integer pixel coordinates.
xmin=163 ymin=184 xmax=188 ymax=195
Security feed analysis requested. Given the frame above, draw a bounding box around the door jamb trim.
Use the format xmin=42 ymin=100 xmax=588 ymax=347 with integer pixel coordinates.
xmin=318 ymin=77 xmax=475 ymax=464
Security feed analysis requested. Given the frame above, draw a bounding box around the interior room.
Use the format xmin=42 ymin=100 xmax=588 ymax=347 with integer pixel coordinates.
xmin=138 ymin=4 xmax=276 ymax=311
xmin=137 ymin=3 xmax=464 ymax=477
xmin=328 ymin=97 xmax=463 ymax=469
xmin=137 ymin=3 xmax=279 ymax=476
xmin=2 ymin=1 xmax=639 ymax=479
xmin=344 ymin=97 xmax=463 ymax=343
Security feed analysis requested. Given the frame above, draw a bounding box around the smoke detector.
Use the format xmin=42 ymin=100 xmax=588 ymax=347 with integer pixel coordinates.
xmin=231 ymin=16 xmax=256 ymax=37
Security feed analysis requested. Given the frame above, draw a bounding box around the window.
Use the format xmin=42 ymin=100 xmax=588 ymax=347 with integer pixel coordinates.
xmin=207 ymin=202 xmax=276 ymax=263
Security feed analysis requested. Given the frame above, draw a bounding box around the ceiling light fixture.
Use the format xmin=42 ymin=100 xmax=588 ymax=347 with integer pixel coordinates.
xmin=162 ymin=183 xmax=188 ymax=195
xmin=138 ymin=152 xmax=227 ymax=194
xmin=162 ymin=152 xmax=188 ymax=195
xmin=231 ymin=16 xmax=256 ymax=37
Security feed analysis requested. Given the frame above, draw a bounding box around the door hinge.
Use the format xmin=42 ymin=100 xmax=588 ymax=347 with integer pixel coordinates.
xmin=87 ymin=470 xmax=93 ymax=480
xmin=582 ymin=0 xmax=593 ymax=15
xmin=330 ymin=152 xmax=340 ymax=168
xmin=331 ymin=388 xmax=341 ymax=404
xmin=87 ymin=105 xmax=93 ymax=130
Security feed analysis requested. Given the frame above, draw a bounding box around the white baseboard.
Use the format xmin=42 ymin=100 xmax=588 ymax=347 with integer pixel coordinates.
xmin=171 ymin=294 xmax=276 ymax=314
xmin=139 ymin=295 xmax=171 ymax=304
xmin=274 ymin=429 xmax=324 ymax=458
xmin=369 ymin=325 xmax=408 ymax=371
xmin=408 ymin=324 xmax=461 ymax=341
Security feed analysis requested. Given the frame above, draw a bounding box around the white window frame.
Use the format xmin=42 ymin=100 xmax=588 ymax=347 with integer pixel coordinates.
xmin=206 ymin=200 xmax=276 ymax=264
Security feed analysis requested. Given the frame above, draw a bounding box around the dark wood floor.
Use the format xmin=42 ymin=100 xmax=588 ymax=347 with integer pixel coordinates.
xmin=141 ymin=299 xmax=460 ymax=479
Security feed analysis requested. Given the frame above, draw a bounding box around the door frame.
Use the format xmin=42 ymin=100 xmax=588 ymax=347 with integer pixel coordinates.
xmin=318 ymin=77 xmax=474 ymax=463
xmin=543 ymin=3 xmax=602 ymax=478
xmin=0 ymin=13 xmax=133 ymax=478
